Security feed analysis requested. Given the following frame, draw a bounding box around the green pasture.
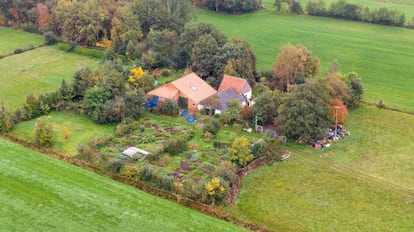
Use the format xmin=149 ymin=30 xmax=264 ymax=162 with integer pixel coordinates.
xmin=0 ymin=46 xmax=98 ymax=111
xmin=0 ymin=138 xmax=246 ymax=231
xmin=196 ymin=9 xmax=414 ymax=112
xmin=10 ymin=111 xmax=115 ymax=155
xmin=0 ymin=27 xmax=44 ymax=56
xmin=226 ymin=105 xmax=414 ymax=231
xmin=261 ymin=0 xmax=414 ymax=20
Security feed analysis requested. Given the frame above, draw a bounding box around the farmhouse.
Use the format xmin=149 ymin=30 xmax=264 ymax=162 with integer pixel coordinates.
xmin=201 ymin=87 xmax=246 ymax=114
xmin=218 ymin=74 xmax=252 ymax=101
xmin=147 ymin=72 xmax=216 ymax=112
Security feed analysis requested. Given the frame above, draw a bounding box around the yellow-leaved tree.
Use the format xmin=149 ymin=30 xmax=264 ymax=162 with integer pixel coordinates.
xmin=128 ymin=67 xmax=145 ymax=88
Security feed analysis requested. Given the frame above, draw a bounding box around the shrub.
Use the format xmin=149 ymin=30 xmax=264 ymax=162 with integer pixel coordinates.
xmin=214 ymin=161 xmax=238 ymax=185
xmin=33 ymin=117 xmax=54 ymax=147
xmin=202 ymin=118 xmax=220 ymax=136
xmin=120 ymin=165 xmax=141 ymax=181
xmin=140 ymin=166 xmax=157 ymax=182
xmin=160 ymin=175 xmax=175 ymax=191
xmin=165 ymin=138 xmax=188 ymax=155
xmin=111 ymin=160 xmax=125 ymax=173
xmin=250 ymin=139 xmax=268 ymax=158
xmin=14 ymin=48 xmax=23 ymax=54
xmin=159 ymin=99 xmax=179 ymax=116
xmin=44 ymin=31 xmax=57 ymax=45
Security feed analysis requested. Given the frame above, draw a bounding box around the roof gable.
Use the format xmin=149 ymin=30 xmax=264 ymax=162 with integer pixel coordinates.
xmin=171 ymin=72 xmax=217 ymax=103
xmin=218 ymin=75 xmax=252 ymax=94
xmin=147 ymin=83 xmax=179 ymax=99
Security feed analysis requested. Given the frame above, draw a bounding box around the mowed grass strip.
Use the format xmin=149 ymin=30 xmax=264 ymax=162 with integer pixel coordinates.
xmin=10 ymin=111 xmax=115 ymax=155
xmin=0 ymin=45 xmax=98 ymax=111
xmin=0 ymin=138 xmax=247 ymax=232
xmin=0 ymin=27 xmax=44 ymax=55
xmin=226 ymin=106 xmax=414 ymax=231
xmin=195 ymin=9 xmax=414 ymax=112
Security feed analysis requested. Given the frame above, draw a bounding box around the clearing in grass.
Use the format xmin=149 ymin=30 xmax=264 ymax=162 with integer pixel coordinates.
xmin=0 ymin=27 xmax=44 ymax=56
xmin=225 ymin=105 xmax=414 ymax=231
xmin=195 ymin=9 xmax=414 ymax=112
xmin=0 ymin=138 xmax=246 ymax=231
xmin=0 ymin=45 xmax=98 ymax=111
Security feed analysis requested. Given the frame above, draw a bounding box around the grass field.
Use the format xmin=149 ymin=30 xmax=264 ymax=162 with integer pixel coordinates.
xmin=0 ymin=27 xmax=44 ymax=56
xmin=0 ymin=45 xmax=98 ymax=111
xmin=260 ymin=0 xmax=414 ymax=20
xmin=226 ymin=105 xmax=414 ymax=231
xmin=10 ymin=111 xmax=115 ymax=155
xmin=195 ymin=9 xmax=414 ymax=112
xmin=0 ymin=138 xmax=246 ymax=231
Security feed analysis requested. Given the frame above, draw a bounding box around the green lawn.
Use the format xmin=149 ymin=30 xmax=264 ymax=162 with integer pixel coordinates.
xmin=0 ymin=138 xmax=246 ymax=231
xmin=195 ymin=9 xmax=414 ymax=112
xmin=0 ymin=45 xmax=98 ymax=111
xmin=10 ymin=111 xmax=115 ymax=155
xmin=226 ymin=105 xmax=414 ymax=231
xmin=0 ymin=27 xmax=44 ymax=56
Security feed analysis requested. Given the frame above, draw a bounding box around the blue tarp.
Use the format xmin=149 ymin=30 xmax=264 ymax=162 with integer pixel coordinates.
xmin=145 ymin=96 xmax=159 ymax=108
xmin=180 ymin=110 xmax=188 ymax=117
xmin=186 ymin=115 xmax=196 ymax=123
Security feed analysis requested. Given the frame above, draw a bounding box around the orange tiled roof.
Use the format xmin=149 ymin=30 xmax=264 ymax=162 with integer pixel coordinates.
xmin=218 ymin=75 xmax=252 ymax=94
xmin=147 ymin=73 xmax=216 ymax=103
xmin=147 ymin=83 xmax=179 ymax=99
xmin=171 ymin=72 xmax=216 ymax=103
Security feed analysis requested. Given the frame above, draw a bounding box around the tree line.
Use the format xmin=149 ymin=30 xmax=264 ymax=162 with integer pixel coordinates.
xmin=274 ymin=0 xmax=409 ymax=27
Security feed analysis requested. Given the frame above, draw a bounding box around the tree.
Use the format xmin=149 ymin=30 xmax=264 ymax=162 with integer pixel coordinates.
xmin=276 ymin=80 xmax=332 ymax=142
xmin=228 ymin=137 xmax=253 ymax=167
xmin=123 ymin=89 xmax=145 ymax=120
xmin=191 ymin=34 xmax=220 ymax=78
xmin=131 ymin=0 xmax=193 ymax=35
xmin=33 ymin=117 xmax=54 ymax=147
xmin=110 ymin=5 xmax=142 ymax=52
xmin=272 ymin=44 xmax=319 ymax=92
xmin=0 ymin=104 xmax=13 ymax=133
xmin=221 ymin=38 xmax=257 ymax=85
xmin=325 ymin=73 xmax=350 ymax=103
xmin=83 ymin=87 xmax=111 ymax=122
xmin=330 ymin=99 xmax=348 ymax=124
xmin=253 ymin=89 xmax=284 ymax=124
xmin=344 ymin=72 xmax=364 ymax=109
xmin=72 ymin=66 xmax=94 ymax=101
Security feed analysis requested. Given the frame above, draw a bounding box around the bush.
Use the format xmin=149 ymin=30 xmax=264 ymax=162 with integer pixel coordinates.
xmin=44 ymin=31 xmax=57 ymax=45
xmin=165 ymin=138 xmax=188 ymax=155
xmin=202 ymin=118 xmax=220 ymax=136
xmin=111 ymin=160 xmax=125 ymax=173
xmin=120 ymin=165 xmax=141 ymax=181
xmin=14 ymin=48 xmax=23 ymax=54
xmin=76 ymin=143 xmax=96 ymax=163
xmin=214 ymin=161 xmax=237 ymax=185
xmin=159 ymin=99 xmax=179 ymax=116
xmin=160 ymin=175 xmax=175 ymax=191
xmin=140 ymin=166 xmax=158 ymax=182
xmin=33 ymin=117 xmax=54 ymax=147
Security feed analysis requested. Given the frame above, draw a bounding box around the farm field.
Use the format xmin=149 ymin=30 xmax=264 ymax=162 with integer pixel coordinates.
xmin=0 ymin=27 xmax=44 ymax=56
xmin=195 ymin=9 xmax=414 ymax=112
xmin=0 ymin=138 xmax=246 ymax=231
xmin=260 ymin=0 xmax=414 ymax=20
xmin=10 ymin=111 xmax=115 ymax=155
xmin=226 ymin=105 xmax=414 ymax=231
xmin=0 ymin=45 xmax=98 ymax=111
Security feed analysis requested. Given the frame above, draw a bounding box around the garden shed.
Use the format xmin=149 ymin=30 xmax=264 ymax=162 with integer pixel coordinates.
xmin=122 ymin=147 xmax=149 ymax=157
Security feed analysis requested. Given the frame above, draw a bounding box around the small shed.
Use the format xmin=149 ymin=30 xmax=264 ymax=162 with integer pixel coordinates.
xmin=122 ymin=147 xmax=150 ymax=157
